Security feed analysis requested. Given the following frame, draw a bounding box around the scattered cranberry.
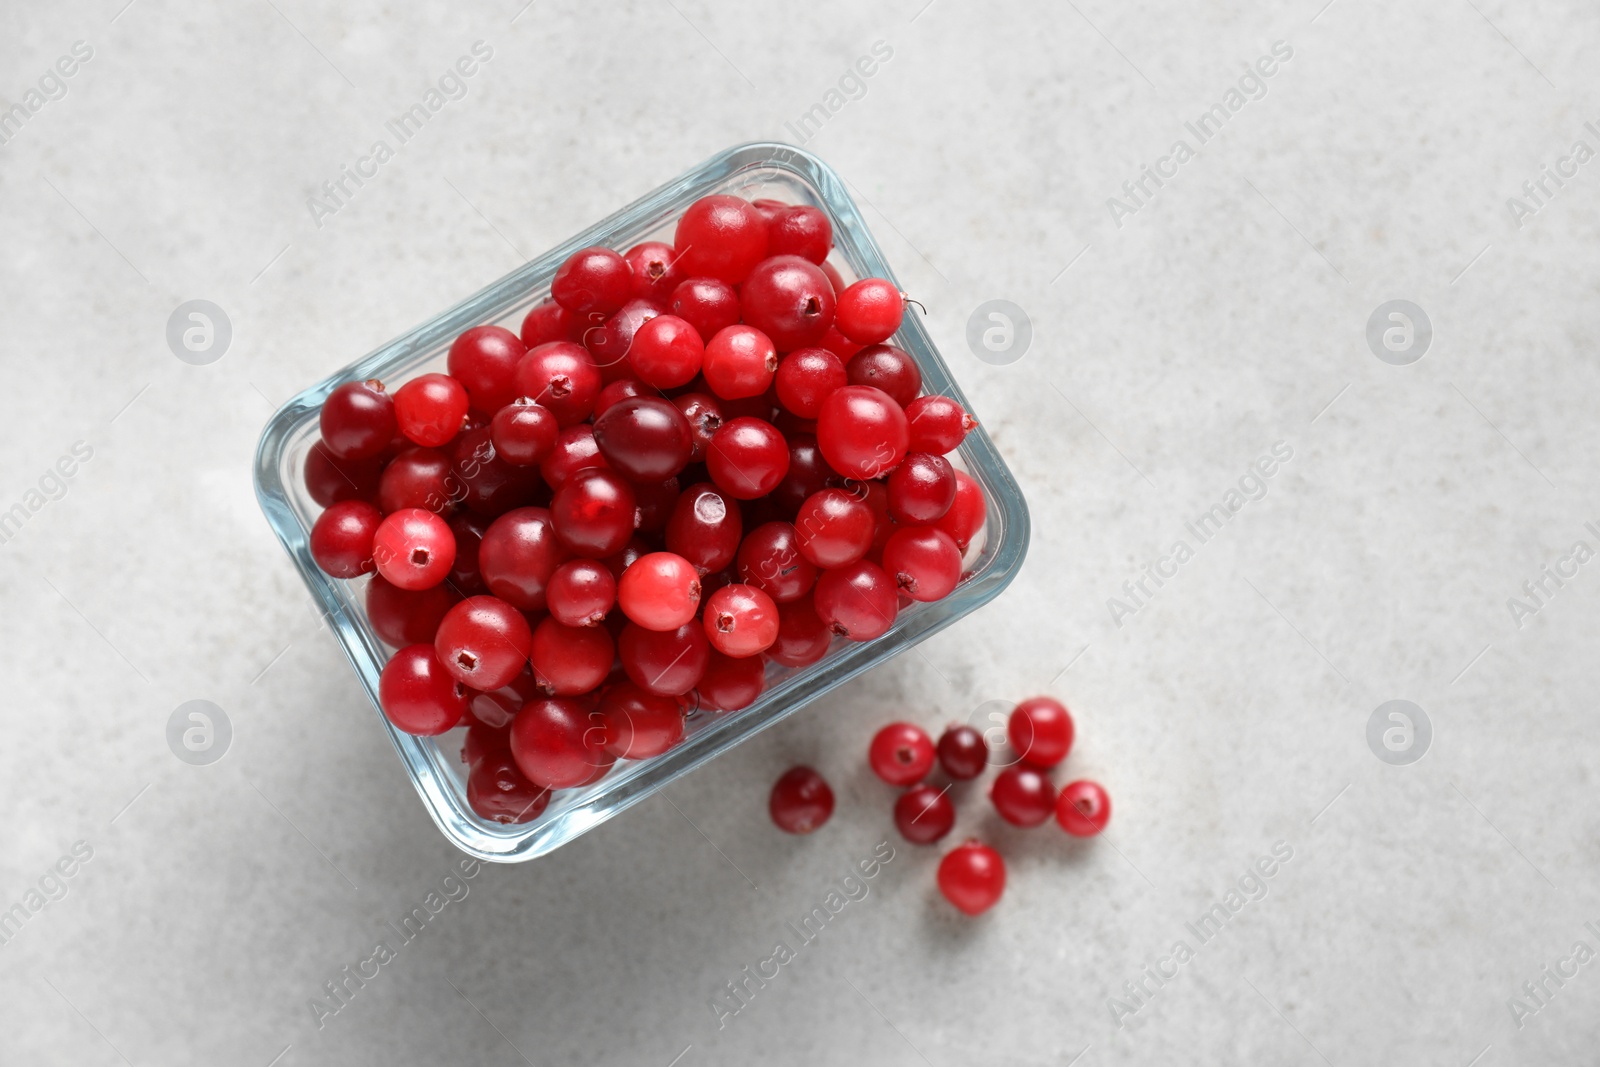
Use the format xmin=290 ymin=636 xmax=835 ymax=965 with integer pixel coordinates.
xmin=936 ymin=725 xmax=988 ymax=780
xmin=937 ymin=841 xmax=1005 ymax=916
xmin=320 ymin=380 xmax=396 ymax=460
xmin=378 ymin=643 xmax=468 ymax=735
xmin=1057 ymin=780 xmax=1111 ymax=837
xmin=894 ymin=784 xmax=955 ymax=845
xmin=1008 ymin=696 xmax=1074 ymax=768
xmin=309 ymin=499 xmax=382 ymax=578
xmin=905 ymin=395 xmax=974 ymax=454
xmin=371 ymin=508 xmax=455 ymax=590
xmin=990 ymin=765 xmax=1057 ymax=827
xmin=769 ymin=766 xmax=834 ymax=834
xmin=674 ymin=195 xmax=768 ymax=286
xmin=834 ymin=279 xmax=904 ymax=345
xmin=551 ymin=246 xmax=631 ymax=317
xmin=434 ymin=595 xmax=533 ymax=691
xmin=868 ymin=722 xmax=935 ymax=786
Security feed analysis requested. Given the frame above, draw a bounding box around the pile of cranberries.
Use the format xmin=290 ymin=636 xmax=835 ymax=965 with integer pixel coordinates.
xmin=303 ymin=192 xmax=989 ymax=827
xmin=768 ymin=696 xmax=1111 ymax=917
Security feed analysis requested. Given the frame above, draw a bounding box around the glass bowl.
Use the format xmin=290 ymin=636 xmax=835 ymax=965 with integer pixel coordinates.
xmin=253 ymin=142 xmax=1030 ymax=862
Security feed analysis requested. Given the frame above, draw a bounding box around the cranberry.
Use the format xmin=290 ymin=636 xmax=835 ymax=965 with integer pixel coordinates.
xmin=510 ymin=696 xmax=610 ymax=789
xmin=1008 ymin=696 xmax=1074 ymax=768
xmin=834 ymin=278 xmax=904 ymax=345
xmin=393 ymin=373 xmax=469 ymax=448
xmin=702 ymin=583 xmax=779 ymax=658
xmin=814 ymin=559 xmax=898 ymax=641
xmin=991 ymin=765 xmax=1056 ymax=827
xmin=905 ymin=395 xmax=974 ymax=455
xmin=521 ymin=299 xmax=577 ymax=348
xmin=937 ymin=841 xmax=1005 ymax=915
xmin=694 ymin=324 xmax=777 ymax=400
xmin=602 ymin=535 xmax=651 ymax=582
xmin=771 ymin=434 xmax=834 ymax=516
xmin=769 ymin=766 xmax=834 ymax=834
xmin=551 ymin=468 xmax=637 ymax=557
xmin=478 ymin=507 xmax=567 ymax=611
xmin=592 ymin=396 xmax=694 ymax=482
xmin=434 ymin=595 xmax=533 ymax=690
xmin=618 ymin=621 xmax=709 ymax=696
xmin=707 ymin=417 xmax=789 ymax=500
xmin=467 ymin=748 xmax=551 ymax=824
xmin=736 ymin=521 xmax=818 ymax=603
xmin=596 ymin=681 xmax=684 ymax=759
xmin=765 ymin=205 xmax=832 ymax=264
xmin=530 ymin=615 xmax=613 ymax=695
xmin=816 ymin=385 xmax=909 ymax=481
xmin=623 ymin=240 xmax=683 ymax=302
xmin=820 ymin=323 xmax=864 ymax=361
xmin=447 ymin=325 xmax=526 ymax=413
xmin=740 ymin=255 xmax=835 ymax=351
xmin=767 ymin=598 xmax=832 ymax=667
xmin=774 ymin=347 xmax=847 ymax=419
xmin=1056 ymin=780 xmax=1112 ymax=837
xmin=633 ymin=476 xmax=681 ymax=534
xmin=544 ymin=558 xmax=616 ymax=627
xmin=551 ymin=246 xmax=631 ymax=317
xmin=309 ymin=500 xmax=382 ymax=578
xmin=794 ymin=488 xmax=875 ymax=569
xmin=672 ymin=392 xmax=724 ymax=461
xmin=617 ymin=551 xmax=701 ymax=631
xmin=304 ymin=441 xmax=382 ymax=507
xmin=937 ymin=725 xmax=988 ymax=780
xmin=669 ymin=276 xmax=742 ymax=343
xmin=887 ymin=452 xmax=956 ymax=525
xmin=366 ymin=574 xmax=456 ymax=647
xmin=883 ymin=527 xmax=962 ymax=602
xmin=372 ymin=508 xmax=456 ymax=590
xmin=628 ymin=314 xmax=705 ymax=389
xmin=514 ymin=342 xmax=601 ymax=426
xmin=665 ymin=482 xmax=742 ymax=574
xmin=378 ymin=644 xmax=468 ymax=735
xmin=894 ymin=783 xmax=955 ymax=845
xmin=585 ymin=298 xmax=664 ymax=379
xmin=466 ymin=669 xmax=538 ymax=729
xmin=320 ymin=379 xmax=396 ymax=460
xmin=539 ymin=424 xmax=609 ymax=493
xmin=868 ymin=722 xmax=935 ymax=786
xmin=447 ymin=511 xmax=491 ymax=595
xmin=846 ymin=344 xmax=922 ymax=408
xmin=819 ymin=260 xmax=847 ymax=297
xmin=933 ymin=470 xmax=986 ymax=553
xmin=452 ymin=425 xmax=538 ymax=517
xmin=490 ymin=398 xmax=559 ymax=466
xmin=594 ymin=377 xmax=654 ymax=418
xmin=379 ymin=445 xmax=456 ymax=514
xmin=697 ymin=651 xmax=766 ymax=710
xmin=674 ymin=195 xmax=768 ymax=285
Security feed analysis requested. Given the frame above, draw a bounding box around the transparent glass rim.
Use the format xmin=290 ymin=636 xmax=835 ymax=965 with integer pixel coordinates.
xmin=253 ymin=142 xmax=1030 ymax=862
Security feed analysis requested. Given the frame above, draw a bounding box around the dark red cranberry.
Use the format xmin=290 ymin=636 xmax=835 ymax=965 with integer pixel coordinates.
xmin=448 ymin=325 xmax=526 ymax=413
xmin=769 ymin=766 xmax=834 ymax=834
xmin=846 ymin=344 xmax=922 ymax=408
xmin=665 ymin=483 xmax=742 ymax=574
xmin=320 ymin=380 xmax=396 ymax=461
xmin=736 ymin=521 xmax=818 ymax=604
xmin=477 ymin=507 xmax=568 ymax=612
xmin=592 ymin=396 xmax=694 ymax=482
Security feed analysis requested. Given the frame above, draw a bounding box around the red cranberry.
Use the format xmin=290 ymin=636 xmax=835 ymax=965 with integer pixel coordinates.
xmin=1008 ymin=696 xmax=1074 ymax=768
xmin=820 ymin=323 xmax=864 ymax=360
xmin=894 ymin=783 xmax=955 ymax=845
xmin=887 ymin=452 xmax=956 ymax=525
xmin=467 ymin=748 xmax=550 ymax=824
xmin=551 ymin=246 xmax=631 ymax=317
xmin=991 ymin=765 xmax=1057 ymax=827
xmin=593 ymin=377 xmax=654 ymax=418
xmin=771 ymin=434 xmax=834 ymax=516
xmin=393 ymin=373 xmax=469 ymax=448
xmin=596 ymin=681 xmax=684 ymax=759
xmin=816 ymin=385 xmax=909 ymax=481
xmin=834 ymin=278 xmax=904 ymax=345
xmin=602 ymin=535 xmax=651 ymax=582
xmin=703 ymin=325 xmax=778 ymax=400
xmin=934 ymin=471 xmax=986 ymax=553
xmin=1056 ymin=780 xmax=1112 ymax=836
xmin=618 ymin=621 xmax=709 ymax=696
xmin=466 ymin=669 xmax=538 ymax=730
xmin=378 ymin=644 xmax=468 ymax=735
xmin=767 ymin=598 xmax=832 ymax=667
xmin=697 ymin=651 xmax=766 ymax=711
xmin=774 ymin=347 xmax=847 ymax=419
xmin=674 ymin=195 xmax=768 ymax=285
xmin=366 ymin=574 xmax=456 ymax=647
xmin=320 ymin=379 xmax=396 ymax=460
xmin=478 ymin=507 xmax=567 ymax=611
xmin=510 ymin=696 xmax=611 ymax=789
xmin=623 ymin=241 xmax=683 ymax=302
xmin=304 ymin=441 xmax=382 ymax=507
xmin=628 ymin=314 xmax=705 ymax=389
xmin=434 ymin=595 xmax=533 ymax=691
xmin=585 ymin=298 xmax=664 ymax=379
xmin=794 ymin=488 xmax=875 ymax=569
xmin=372 ymin=508 xmax=456 ymax=590
xmin=530 ymin=616 xmax=613 ymax=695
xmin=520 ymin=299 xmax=576 ymax=348
xmin=551 ymin=468 xmax=637 ymax=557
xmin=765 ymin=205 xmax=832 ymax=264
xmin=539 ymin=424 xmax=609 ymax=493
xmin=514 ymin=341 xmax=601 ymax=426
xmin=846 ymin=344 xmax=922 ymax=408
xmin=882 ymin=527 xmax=961 ymax=602
xmin=905 ymin=395 xmax=974 ymax=454
xmin=448 ymin=326 xmax=526 ymax=413
xmin=938 ymin=841 xmax=1005 ymax=915
xmin=379 ymin=445 xmax=456 ymax=514
xmin=546 ymin=559 xmax=617 ymax=627
xmin=451 ymin=425 xmax=539 ymax=517
xmin=309 ymin=500 xmax=382 ymax=578
xmin=867 ymin=722 xmax=934 ymax=786
xmin=936 ymin=725 xmax=988 ymax=780
xmin=669 ymin=276 xmax=742 ymax=343
xmin=665 ymin=482 xmax=742 ymax=574
xmin=740 ymin=255 xmax=836 ymax=351
xmin=769 ymin=766 xmax=834 ymax=834
xmin=702 ymin=583 xmax=779 ymax=658
xmin=707 ymin=417 xmax=789 ymax=500
xmin=490 ymin=398 xmax=559 ymax=466
xmin=617 ymin=551 xmax=701 ymax=631
xmin=814 ymin=559 xmax=897 ymax=641
xmin=592 ymin=396 xmax=694 ymax=482
xmin=736 ymin=521 xmax=818 ymax=604
xmin=672 ymin=392 xmax=724 ymax=461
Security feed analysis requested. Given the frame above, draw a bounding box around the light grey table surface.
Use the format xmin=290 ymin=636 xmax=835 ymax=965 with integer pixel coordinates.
xmin=4 ymin=1 xmax=1599 ymax=1064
